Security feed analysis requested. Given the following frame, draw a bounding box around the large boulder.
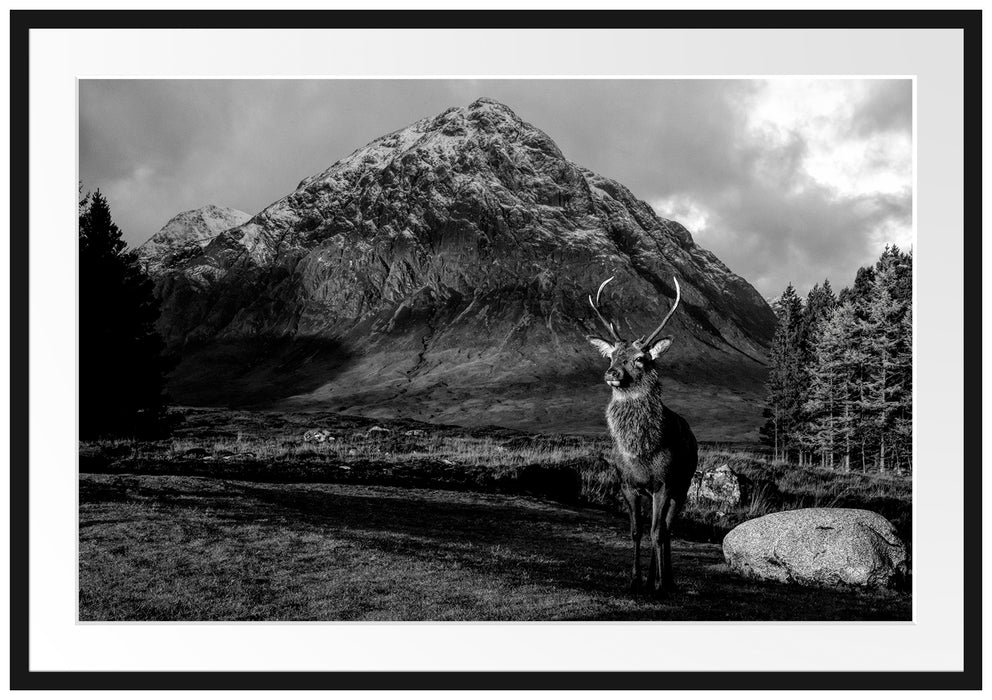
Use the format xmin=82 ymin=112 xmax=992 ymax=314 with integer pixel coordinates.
xmin=723 ymin=508 xmax=908 ymax=589
xmin=688 ymin=463 xmax=743 ymax=506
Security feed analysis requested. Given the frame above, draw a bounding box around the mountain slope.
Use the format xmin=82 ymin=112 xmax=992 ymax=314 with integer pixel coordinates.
xmin=151 ymin=98 xmax=776 ymax=440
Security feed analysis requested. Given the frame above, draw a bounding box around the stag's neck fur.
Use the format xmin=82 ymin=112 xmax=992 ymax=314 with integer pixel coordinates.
xmin=605 ymin=371 xmax=698 ymax=497
xmin=606 ymin=378 xmax=668 ymax=457
xmin=611 ymin=386 xmax=650 ymax=402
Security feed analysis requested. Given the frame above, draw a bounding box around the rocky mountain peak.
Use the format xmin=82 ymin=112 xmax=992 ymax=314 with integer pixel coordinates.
xmin=414 ymin=97 xmax=528 ymax=137
xmin=138 ymin=204 xmax=250 ymax=271
xmin=295 ymin=97 xmax=559 ymax=191
xmin=464 ymin=97 xmax=530 ymax=131
xmin=150 ymin=99 xmax=778 ymax=439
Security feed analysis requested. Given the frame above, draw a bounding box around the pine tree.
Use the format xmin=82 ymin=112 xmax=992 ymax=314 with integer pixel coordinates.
xmin=805 ymin=302 xmax=861 ymax=470
xmin=890 ymin=304 xmax=913 ymax=472
xmin=794 ymin=280 xmax=837 ymax=465
xmin=882 ymin=245 xmax=913 ymax=472
xmin=80 ymin=190 xmax=173 ymax=438
xmin=877 ymin=244 xmax=913 ymax=304
xmin=801 ymin=281 xmax=837 ymax=343
xmin=803 ymin=323 xmax=835 ymax=469
xmin=839 ymin=265 xmax=876 ymax=311
xmin=762 ymin=284 xmax=806 ymax=461
xmin=860 ymin=247 xmax=912 ymax=472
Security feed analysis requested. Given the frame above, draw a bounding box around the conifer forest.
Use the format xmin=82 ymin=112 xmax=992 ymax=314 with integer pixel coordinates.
xmin=762 ymin=246 xmax=913 ymax=474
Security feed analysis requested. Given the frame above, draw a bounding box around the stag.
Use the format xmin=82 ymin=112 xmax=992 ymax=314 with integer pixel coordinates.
xmin=586 ymin=276 xmax=698 ymax=596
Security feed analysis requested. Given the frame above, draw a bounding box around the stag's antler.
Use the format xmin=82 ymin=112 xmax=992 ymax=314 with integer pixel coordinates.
xmin=588 ymin=276 xmax=622 ymax=342
xmin=638 ymin=277 xmax=681 ymax=349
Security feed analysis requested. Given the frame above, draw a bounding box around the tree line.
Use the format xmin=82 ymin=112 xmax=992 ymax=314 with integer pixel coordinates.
xmin=761 ymin=246 xmax=913 ymax=474
xmin=80 ymin=189 xmax=173 ymax=439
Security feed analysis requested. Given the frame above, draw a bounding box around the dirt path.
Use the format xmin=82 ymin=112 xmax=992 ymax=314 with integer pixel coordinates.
xmin=79 ymin=474 xmax=911 ymax=621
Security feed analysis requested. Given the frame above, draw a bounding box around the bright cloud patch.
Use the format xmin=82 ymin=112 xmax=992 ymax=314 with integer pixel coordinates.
xmin=649 ymin=78 xmax=912 ymax=295
xmin=749 ymin=79 xmax=912 ymax=201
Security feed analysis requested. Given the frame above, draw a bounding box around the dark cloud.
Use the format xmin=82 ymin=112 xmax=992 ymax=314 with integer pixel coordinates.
xmin=851 ymin=80 xmax=913 ymax=137
xmin=701 ymin=183 xmax=912 ymax=296
xmin=78 ymin=79 xmax=911 ymax=297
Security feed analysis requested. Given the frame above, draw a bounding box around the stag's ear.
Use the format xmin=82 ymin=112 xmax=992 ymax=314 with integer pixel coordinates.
xmin=586 ymin=336 xmax=615 ymax=358
xmin=648 ymin=336 xmax=673 ymax=360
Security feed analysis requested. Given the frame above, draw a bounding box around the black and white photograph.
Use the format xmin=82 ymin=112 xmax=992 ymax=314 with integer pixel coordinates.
xmin=76 ymin=77 xmax=915 ymax=622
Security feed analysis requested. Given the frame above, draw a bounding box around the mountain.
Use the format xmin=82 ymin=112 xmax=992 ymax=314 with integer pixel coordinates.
xmin=138 ymin=205 xmax=251 ymax=272
xmin=149 ymin=98 xmax=777 ymax=440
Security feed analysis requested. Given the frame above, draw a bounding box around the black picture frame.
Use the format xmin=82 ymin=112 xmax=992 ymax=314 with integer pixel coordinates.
xmin=9 ymin=8 xmax=982 ymax=691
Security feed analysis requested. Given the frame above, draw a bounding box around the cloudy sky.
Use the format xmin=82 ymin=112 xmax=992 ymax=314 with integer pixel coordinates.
xmin=79 ymin=79 xmax=911 ymax=297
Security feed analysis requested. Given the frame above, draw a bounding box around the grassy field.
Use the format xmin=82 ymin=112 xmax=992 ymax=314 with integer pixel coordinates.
xmin=79 ymin=407 xmax=912 ymax=621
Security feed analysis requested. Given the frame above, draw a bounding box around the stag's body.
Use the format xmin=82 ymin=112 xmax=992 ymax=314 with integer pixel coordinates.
xmin=586 ymin=276 xmax=698 ymax=596
xmin=608 ymin=381 xmax=697 ymax=595
xmin=609 ymin=391 xmax=697 ymax=496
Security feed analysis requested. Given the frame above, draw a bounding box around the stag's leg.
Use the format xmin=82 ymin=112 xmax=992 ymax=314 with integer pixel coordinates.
xmin=661 ymin=498 xmax=682 ymax=591
xmin=622 ymin=484 xmax=644 ymax=591
xmin=649 ymin=486 xmax=672 ymax=597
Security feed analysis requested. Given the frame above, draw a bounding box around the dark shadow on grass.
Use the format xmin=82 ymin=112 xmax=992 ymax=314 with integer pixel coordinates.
xmin=79 ymin=475 xmax=912 ymax=621
xmin=168 ymin=334 xmax=354 ymax=407
xmin=227 ymin=481 xmax=911 ymax=621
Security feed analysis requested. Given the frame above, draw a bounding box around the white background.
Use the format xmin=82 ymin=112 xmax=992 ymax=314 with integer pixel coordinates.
xmin=2 ymin=0 xmax=982 ymax=694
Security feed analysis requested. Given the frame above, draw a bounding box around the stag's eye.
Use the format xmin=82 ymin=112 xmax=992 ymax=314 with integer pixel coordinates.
xmin=633 ymin=356 xmax=645 ymax=367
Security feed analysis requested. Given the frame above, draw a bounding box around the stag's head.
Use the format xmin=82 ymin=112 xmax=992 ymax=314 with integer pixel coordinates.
xmin=585 ymin=276 xmax=681 ymax=391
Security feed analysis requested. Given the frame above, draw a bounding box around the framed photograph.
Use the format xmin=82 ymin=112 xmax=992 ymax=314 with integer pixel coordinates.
xmin=8 ymin=7 xmax=981 ymax=691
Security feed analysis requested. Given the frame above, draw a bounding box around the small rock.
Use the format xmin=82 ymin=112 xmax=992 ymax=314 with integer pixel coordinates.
xmin=723 ymin=508 xmax=908 ymax=589
xmin=366 ymin=426 xmax=392 ymax=435
xmin=689 ymin=464 xmax=742 ymax=507
xmin=303 ymin=428 xmax=333 ymax=443
xmin=403 ymin=429 xmax=427 ymax=437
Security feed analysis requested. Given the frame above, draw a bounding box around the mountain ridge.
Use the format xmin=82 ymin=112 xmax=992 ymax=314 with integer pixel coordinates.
xmin=147 ymin=98 xmax=776 ymax=439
